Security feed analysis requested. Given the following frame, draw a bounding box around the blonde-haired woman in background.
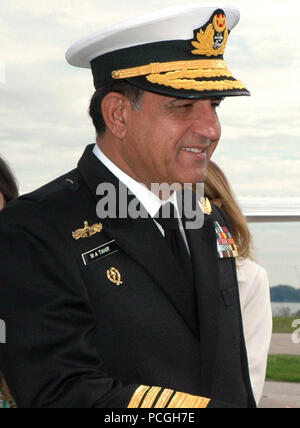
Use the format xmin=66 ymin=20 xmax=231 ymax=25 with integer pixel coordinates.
xmin=205 ymin=161 xmax=272 ymax=406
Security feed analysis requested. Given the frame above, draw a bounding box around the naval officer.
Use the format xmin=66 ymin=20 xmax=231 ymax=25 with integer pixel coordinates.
xmin=0 ymin=4 xmax=256 ymax=408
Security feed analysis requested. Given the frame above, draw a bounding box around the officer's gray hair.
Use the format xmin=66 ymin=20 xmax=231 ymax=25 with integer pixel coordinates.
xmin=89 ymin=81 xmax=144 ymax=137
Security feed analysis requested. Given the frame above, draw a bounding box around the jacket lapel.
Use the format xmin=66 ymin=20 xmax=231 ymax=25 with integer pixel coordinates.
xmin=77 ymin=145 xmax=200 ymax=338
xmin=185 ymin=204 xmax=221 ymax=390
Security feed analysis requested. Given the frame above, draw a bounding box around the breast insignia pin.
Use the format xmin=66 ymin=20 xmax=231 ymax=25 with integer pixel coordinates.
xmin=198 ymin=197 xmax=212 ymax=216
xmin=72 ymin=221 xmax=103 ymax=240
xmin=107 ymin=267 xmax=123 ymax=286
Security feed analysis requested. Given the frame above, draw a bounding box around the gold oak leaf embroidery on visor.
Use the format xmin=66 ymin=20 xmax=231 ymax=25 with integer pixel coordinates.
xmin=146 ymin=71 xmax=247 ymax=91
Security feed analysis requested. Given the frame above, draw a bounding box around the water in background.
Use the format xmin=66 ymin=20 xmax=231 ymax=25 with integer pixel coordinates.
xmin=271 ymin=302 xmax=300 ymax=317
xmin=249 ymin=223 xmax=300 ymax=290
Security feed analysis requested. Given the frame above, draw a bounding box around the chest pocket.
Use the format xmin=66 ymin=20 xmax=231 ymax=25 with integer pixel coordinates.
xmin=70 ymin=228 xmax=120 ymax=282
xmin=70 ymin=229 xmax=152 ymax=305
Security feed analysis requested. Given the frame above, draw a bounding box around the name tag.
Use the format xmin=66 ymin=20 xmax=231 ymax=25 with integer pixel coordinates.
xmin=82 ymin=240 xmax=119 ymax=266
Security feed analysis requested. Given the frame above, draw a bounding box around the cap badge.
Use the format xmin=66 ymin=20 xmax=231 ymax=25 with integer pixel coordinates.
xmin=107 ymin=267 xmax=123 ymax=286
xmin=72 ymin=221 xmax=103 ymax=240
xmin=191 ymin=11 xmax=229 ymax=57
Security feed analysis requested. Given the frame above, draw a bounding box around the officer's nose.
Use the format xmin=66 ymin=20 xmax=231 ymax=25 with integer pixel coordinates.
xmin=190 ymin=99 xmax=222 ymax=143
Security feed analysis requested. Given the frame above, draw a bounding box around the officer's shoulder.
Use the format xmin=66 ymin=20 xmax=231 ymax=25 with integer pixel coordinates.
xmin=0 ymin=169 xmax=84 ymax=225
xmin=22 ymin=168 xmax=83 ymax=203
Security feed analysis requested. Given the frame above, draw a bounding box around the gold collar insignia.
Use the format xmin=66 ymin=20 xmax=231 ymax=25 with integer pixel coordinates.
xmin=198 ymin=197 xmax=212 ymax=216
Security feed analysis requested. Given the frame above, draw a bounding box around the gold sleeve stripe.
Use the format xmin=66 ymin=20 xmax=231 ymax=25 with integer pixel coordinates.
xmin=167 ymin=392 xmax=211 ymax=409
xmin=154 ymin=388 xmax=175 ymax=408
xmin=127 ymin=385 xmax=150 ymax=408
xmin=167 ymin=392 xmax=186 ymax=408
xmin=140 ymin=387 xmax=162 ymax=408
xmin=128 ymin=386 xmax=211 ymax=409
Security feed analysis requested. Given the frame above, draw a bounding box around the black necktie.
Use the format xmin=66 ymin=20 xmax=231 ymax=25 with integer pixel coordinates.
xmin=155 ymin=202 xmax=194 ymax=284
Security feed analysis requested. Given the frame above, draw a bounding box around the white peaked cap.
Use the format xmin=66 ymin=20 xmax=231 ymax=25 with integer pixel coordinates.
xmin=66 ymin=4 xmax=240 ymax=68
xmin=66 ymin=4 xmax=249 ymax=99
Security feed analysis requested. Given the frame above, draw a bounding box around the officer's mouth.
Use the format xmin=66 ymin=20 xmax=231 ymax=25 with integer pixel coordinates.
xmin=181 ymin=145 xmax=209 ymax=161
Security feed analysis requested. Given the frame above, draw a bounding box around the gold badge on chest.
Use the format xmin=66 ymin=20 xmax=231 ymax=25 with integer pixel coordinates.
xmin=107 ymin=267 xmax=123 ymax=286
xmin=72 ymin=221 xmax=103 ymax=240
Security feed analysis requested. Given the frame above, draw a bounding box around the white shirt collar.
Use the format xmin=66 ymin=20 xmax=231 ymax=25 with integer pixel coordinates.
xmin=93 ymin=144 xmax=189 ymax=251
xmin=93 ymin=144 xmax=172 ymax=218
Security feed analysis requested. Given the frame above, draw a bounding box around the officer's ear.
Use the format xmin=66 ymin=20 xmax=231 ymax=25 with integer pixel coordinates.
xmin=0 ymin=192 xmax=6 ymax=211
xmin=101 ymin=92 xmax=129 ymax=139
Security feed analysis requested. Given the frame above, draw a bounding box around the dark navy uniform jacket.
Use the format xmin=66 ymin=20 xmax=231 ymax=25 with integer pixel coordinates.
xmin=0 ymin=145 xmax=256 ymax=408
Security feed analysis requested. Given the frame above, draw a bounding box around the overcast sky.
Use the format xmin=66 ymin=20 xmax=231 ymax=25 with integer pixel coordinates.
xmin=0 ymin=0 xmax=300 ymax=289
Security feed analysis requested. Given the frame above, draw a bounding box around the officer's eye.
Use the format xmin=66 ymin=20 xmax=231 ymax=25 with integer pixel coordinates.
xmin=176 ymin=102 xmax=193 ymax=109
